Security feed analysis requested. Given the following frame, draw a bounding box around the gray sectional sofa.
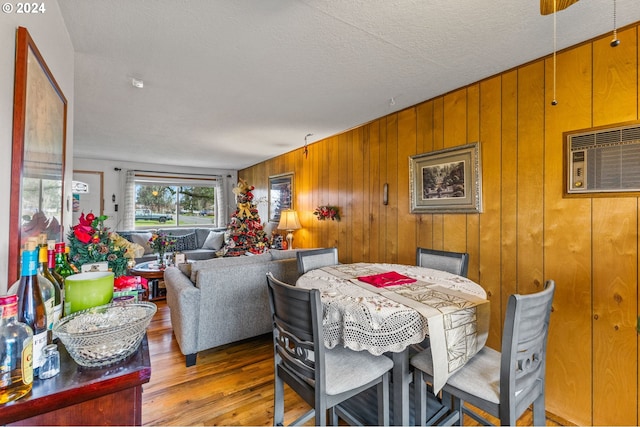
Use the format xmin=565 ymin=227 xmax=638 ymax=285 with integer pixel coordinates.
xmin=117 ymin=227 xmax=227 ymax=264
xmin=163 ymin=249 xmax=304 ymax=366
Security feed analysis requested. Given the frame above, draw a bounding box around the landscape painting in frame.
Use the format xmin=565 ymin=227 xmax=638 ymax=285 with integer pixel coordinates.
xmin=409 ymin=143 xmax=482 ymax=214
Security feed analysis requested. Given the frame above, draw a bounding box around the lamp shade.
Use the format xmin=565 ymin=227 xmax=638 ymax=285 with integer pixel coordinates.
xmin=277 ymin=209 xmax=301 ymax=231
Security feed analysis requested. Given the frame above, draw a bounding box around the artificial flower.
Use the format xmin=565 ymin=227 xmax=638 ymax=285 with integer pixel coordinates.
xmin=68 ymin=212 xmax=142 ymax=277
xmin=313 ymin=205 xmax=340 ymax=221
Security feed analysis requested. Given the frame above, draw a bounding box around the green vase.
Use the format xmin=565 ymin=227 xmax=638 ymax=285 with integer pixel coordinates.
xmin=64 ymin=271 xmax=114 ymax=314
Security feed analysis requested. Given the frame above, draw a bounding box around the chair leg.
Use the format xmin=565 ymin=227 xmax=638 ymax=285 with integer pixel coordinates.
xmin=532 ymin=393 xmax=546 ymax=426
xmin=273 ymin=374 xmax=285 ymax=426
xmin=414 ymin=370 xmax=426 ymax=426
xmin=451 ymin=397 xmax=463 ymax=426
xmin=315 ymin=401 xmax=327 ymax=426
xmin=377 ymin=372 xmax=390 ymax=426
xmin=329 ymin=407 xmax=338 ymax=426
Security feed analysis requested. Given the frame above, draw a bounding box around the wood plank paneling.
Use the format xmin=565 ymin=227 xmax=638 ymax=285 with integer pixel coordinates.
xmin=516 ymin=61 xmax=545 ymax=296
xmin=592 ymin=198 xmax=638 ymax=426
xmin=466 ymin=85 xmax=481 ymax=284
xmin=368 ymin=120 xmax=382 ymax=263
xmin=239 ymin=22 xmax=640 ymax=426
xmin=385 ymin=114 xmax=399 ymax=263
xmin=593 ymin=27 xmax=638 ymax=125
xmin=443 ymin=89 xmax=468 ymax=255
xmin=397 ymin=108 xmax=417 ymax=265
xmin=543 ymin=43 xmax=594 ymax=425
xmin=501 ymin=70 xmax=518 ymax=345
xmin=479 ymin=75 xmax=503 ymax=351
xmin=432 ymin=98 xmax=445 ymax=249
xmin=416 ymin=102 xmax=434 ymax=250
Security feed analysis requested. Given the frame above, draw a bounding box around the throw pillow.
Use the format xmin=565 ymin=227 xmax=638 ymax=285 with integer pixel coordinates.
xmin=202 ymin=231 xmax=225 ymax=250
xmin=131 ymin=232 xmax=153 ymax=254
xmin=173 ymin=232 xmax=198 ymax=251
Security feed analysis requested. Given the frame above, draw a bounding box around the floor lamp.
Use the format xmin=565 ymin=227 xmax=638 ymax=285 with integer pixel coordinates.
xmin=277 ymin=209 xmax=301 ymax=250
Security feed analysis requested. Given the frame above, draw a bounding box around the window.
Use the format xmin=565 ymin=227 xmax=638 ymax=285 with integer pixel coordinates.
xmin=125 ymin=171 xmax=224 ymax=230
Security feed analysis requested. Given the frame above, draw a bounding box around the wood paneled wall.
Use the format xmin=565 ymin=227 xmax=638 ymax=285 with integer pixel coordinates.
xmin=240 ymin=23 xmax=640 ymax=426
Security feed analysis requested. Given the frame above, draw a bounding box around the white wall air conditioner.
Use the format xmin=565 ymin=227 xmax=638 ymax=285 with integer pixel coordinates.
xmin=566 ymin=122 xmax=640 ymax=195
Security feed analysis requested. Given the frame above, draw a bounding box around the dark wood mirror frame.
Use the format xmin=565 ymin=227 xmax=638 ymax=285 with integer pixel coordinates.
xmin=9 ymin=26 xmax=67 ymax=284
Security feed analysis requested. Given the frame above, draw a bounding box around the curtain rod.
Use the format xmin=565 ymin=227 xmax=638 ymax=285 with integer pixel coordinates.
xmin=128 ymin=169 xmax=224 ymax=178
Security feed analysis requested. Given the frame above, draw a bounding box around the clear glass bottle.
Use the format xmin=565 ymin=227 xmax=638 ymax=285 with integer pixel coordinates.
xmin=38 ymin=344 xmax=60 ymax=380
xmin=16 ymin=243 xmax=48 ymax=377
xmin=0 ymin=294 xmax=34 ymax=404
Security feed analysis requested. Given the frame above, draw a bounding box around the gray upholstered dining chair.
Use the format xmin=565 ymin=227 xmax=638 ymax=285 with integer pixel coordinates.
xmin=266 ymin=272 xmax=392 ymax=426
xmin=296 ymin=247 xmax=339 ymax=275
xmin=416 ymin=247 xmax=469 ymax=277
xmin=411 ymin=280 xmax=556 ymax=426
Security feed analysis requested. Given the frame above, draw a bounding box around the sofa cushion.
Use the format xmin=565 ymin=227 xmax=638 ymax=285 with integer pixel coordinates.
xmin=203 ymin=230 xmax=225 ymax=250
xmin=131 ymin=232 xmax=153 ymax=254
xmin=173 ymin=232 xmax=198 ymax=251
xmin=270 ymin=249 xmax=304 ymax=260
xmin=189 ymin=252 xmax=272 ymax=282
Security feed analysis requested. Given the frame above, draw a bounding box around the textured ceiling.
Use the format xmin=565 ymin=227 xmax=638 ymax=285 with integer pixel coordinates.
xmin=58 ymin=0 xmax=640 ymax=170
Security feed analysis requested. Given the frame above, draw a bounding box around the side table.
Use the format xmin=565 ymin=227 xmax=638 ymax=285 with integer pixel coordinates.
xmin=130 ymin=261 xmax=167 ymax=301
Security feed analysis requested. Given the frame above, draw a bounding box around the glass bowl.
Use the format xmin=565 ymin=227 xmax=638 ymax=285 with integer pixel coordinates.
xmin=53 ymin=301 xmax=157 ymax=368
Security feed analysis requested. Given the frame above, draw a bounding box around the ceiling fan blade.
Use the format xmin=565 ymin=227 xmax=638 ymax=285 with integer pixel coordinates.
xmin=540 ymin=0 xmax=579 ymax=15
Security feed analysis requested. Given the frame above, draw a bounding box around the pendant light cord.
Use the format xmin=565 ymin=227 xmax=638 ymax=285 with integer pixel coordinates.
xmin=551 ymin=0 xmax=558 ymax=105
xmin=611 ymin=0 xmax=620 ymax=47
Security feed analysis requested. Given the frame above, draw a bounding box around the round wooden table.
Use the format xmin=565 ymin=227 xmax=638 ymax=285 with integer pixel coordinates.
xmin=129 ymin=261 xmax=166 ymax=300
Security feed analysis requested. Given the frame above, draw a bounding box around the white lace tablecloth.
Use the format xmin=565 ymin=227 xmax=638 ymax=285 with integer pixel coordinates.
xmin=296 ymin=262 xmax=489 ymax=393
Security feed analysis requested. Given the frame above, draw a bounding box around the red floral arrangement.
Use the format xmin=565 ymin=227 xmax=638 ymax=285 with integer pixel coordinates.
xmin=67 ymin=212 xmax=136 ymax=277
xmin=313 ymin=205 xmax=340 ymax=221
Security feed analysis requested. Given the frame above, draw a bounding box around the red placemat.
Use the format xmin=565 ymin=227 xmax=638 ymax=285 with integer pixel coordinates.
xmin=357 ymin=271 xmax=416 ymax=288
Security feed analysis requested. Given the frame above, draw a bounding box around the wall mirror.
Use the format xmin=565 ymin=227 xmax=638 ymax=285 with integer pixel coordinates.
xmin=9 ymin=27 xmax=67 ymax=282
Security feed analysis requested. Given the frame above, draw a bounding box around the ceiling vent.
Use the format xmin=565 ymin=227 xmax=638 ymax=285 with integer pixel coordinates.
xmin=566 ymin=122 xmax=640 ymax=195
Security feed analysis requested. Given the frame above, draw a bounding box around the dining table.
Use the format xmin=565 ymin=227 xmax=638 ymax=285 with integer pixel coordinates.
xmin=296 ymin=262 xmax=489 ymax=426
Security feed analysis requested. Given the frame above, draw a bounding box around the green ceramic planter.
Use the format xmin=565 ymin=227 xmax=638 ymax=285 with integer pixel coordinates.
xmin=64 ymin=271 xmax=114 ymax=315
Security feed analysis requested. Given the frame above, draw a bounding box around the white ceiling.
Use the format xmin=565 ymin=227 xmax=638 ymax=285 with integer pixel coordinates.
xmin=58 ymin=0 xmax=640 ymax=170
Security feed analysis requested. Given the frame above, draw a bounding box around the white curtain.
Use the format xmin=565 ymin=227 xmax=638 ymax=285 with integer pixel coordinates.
xmin=215 ymin=179 xmax=226 ymax=228
xmin=123 ymin=170 xmax=136 ymax=230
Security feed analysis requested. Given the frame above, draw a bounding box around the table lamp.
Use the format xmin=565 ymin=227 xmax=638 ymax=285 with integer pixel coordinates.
xmin=277 ymin=209 xmax=302 ymax=250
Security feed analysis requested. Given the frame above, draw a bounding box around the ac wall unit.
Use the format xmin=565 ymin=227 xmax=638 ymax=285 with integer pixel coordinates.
xmin=566 ymin=121 xmax=640 ymax=195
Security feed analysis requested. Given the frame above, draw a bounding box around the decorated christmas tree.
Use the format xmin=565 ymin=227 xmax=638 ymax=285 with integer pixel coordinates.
xmin=221 ymin=179 xmax=270 ymax=256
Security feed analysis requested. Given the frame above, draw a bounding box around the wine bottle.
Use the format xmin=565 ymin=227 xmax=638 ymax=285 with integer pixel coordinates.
xmin=0 ymin=294 xmax=34 ymax=404
xmin=16 ymin=243 xmax=48 ymax=377
xmin=54 ymin=242 xmax=74 ymax=279
xmin=36 ymin=235 xmax=56 ymax=330
xmin=38 ymin=236 xmax=62 ymax=325
xmin=48 ymin=240 xmax=65 ymax=309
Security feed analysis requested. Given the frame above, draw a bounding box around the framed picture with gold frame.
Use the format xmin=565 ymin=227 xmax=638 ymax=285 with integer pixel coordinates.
xmin=409 ymin=143 xmax=482 ymax=214
xmin=9 ymin=27 xmax=67 ymax=282
xmin=268 ymin=172 xmax=293 ymax=223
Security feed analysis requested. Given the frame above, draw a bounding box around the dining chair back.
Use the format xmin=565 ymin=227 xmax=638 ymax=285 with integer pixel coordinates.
xmin=411 ymin=280 xmax=556 ymax=426
xmin=416 ymin=247 xmax=469 ymax=277
xmin=266 ymin=272 xmax=392 ymax=426
xmin=296 ymin=247 xmax=339 ymax=275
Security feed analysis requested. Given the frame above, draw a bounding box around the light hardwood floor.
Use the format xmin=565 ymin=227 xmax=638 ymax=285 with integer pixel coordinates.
xmin=142 ymin=300 xmax=572 ymax=426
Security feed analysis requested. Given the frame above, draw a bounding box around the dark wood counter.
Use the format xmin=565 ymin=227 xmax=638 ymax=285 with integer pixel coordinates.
xmin=0 ymin=336 xmax=151 ymax=426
